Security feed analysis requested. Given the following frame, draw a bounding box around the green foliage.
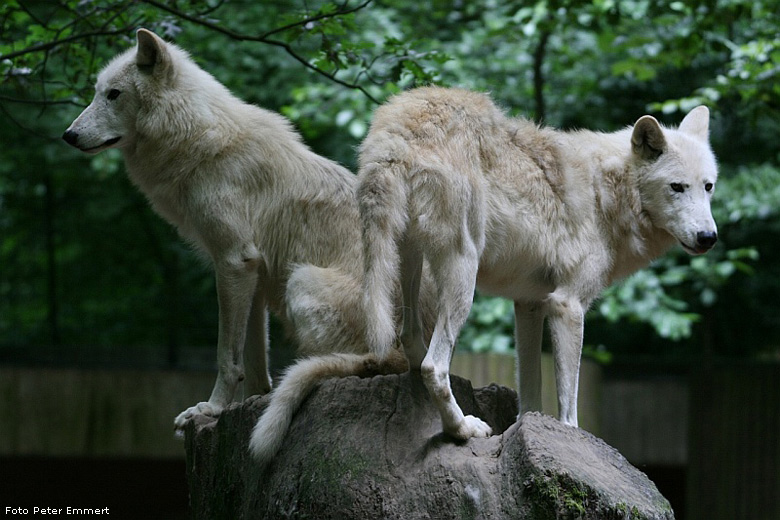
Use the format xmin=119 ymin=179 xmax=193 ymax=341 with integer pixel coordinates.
xmin=0 ymin=0 xmax=778 ymax=365
xmin=597 ymin=246 xmax=758 ymax=341
xmin=458 ymin=297 xmax=515 ymax=354
xmin=715 ymin=163 xmax=780 ymax=224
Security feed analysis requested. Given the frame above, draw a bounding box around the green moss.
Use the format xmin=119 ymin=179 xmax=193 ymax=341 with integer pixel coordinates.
xmin=615 ymin=502 xmax=645 ymax=518
xmin=295 ymin=445 xmax=376 ymax=514
xmin=524 ymin=473 xmax=590 ymax=519
xmin=523 ymin=473 xmax=662 ymax=519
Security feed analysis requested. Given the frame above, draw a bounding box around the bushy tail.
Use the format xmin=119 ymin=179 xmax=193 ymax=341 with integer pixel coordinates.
xmin=358 ymin=160 xmax=409 ymax=360
xmin=249 ymin=349 xmax=407 ymax=463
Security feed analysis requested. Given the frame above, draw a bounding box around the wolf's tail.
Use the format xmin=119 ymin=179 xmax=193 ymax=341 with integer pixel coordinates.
xmin=249 ymin=349 xmax=407 ymax=463
xmin=358 ymin=158 xmax=409 ymax=361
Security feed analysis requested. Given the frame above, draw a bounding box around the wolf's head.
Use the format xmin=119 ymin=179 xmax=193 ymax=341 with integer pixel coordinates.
xmin=62 ymin=29 xmax=181 ymax=154
xmin=631 ymin=107 xmax=719 ymax=255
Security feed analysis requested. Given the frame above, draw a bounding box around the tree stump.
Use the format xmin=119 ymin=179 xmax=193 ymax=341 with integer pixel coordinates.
xmin=185 ymin=372 xmax=674 ymax=519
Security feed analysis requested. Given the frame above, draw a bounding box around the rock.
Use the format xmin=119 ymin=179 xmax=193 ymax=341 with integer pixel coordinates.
xmin=185 ymin=372 xmax=674 ymax=519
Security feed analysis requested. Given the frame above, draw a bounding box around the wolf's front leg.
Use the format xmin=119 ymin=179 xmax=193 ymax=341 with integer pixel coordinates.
xmin=400 ymin=243 xmax=427 ymax=368
xmin=174 ymin=251 xmax=261 ymax=435
xmin=547 ymin=293 xmax=584 ymax=427
xmin=514 ymin=301 xmax=545 ymax=417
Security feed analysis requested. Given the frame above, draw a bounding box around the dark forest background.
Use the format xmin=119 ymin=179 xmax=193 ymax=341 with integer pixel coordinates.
xmin=1 ymin=0 xmax=778 ymax=369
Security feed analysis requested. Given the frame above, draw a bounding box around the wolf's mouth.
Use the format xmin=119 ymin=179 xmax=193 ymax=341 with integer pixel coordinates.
xmin=680 ymin=241 xmax=710 ymax=256
xmin=81 ymin=136 xmax=122 ymax=153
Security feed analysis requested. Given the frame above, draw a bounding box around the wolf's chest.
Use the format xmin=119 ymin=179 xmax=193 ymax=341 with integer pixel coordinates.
xmin=127 ymin=166 xmax=204 ymax=245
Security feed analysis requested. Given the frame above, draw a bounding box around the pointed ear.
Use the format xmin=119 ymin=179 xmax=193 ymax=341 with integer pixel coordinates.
xmin=631 ymin=115 xmax=667 ymax=160
xmin=678 ymin=105 xmax=710 ymax=141
xmin=136 ymin=28 xmax=171 ymax=76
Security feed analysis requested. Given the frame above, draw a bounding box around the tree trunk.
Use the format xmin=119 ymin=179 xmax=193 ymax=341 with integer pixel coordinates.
xmin=43 ymin=172 xmax=60 ymax=346
xmin=533 ymin=29 xmax=551 ymax=124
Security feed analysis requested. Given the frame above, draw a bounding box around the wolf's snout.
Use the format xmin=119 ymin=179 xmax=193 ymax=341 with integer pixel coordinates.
xmin=696 ymin=231 xmax=718 ymax=250
xmin=62 ymin=130 xmax=79 ymax=147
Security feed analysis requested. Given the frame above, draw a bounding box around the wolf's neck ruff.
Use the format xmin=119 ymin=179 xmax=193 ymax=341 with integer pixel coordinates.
xmin=552 ymin=128 xmax=677 ymax=284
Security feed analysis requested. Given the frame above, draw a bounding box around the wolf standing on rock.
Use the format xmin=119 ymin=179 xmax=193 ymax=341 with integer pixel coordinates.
xmin=359 ymin=87 xmax=718 ymax=439
xmin=62 ymin=29 xmax=427 ymax=441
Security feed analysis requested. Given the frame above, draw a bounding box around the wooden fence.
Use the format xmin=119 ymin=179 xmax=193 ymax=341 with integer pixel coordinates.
xmin=687 ymin=364 xmax=780 ymax=520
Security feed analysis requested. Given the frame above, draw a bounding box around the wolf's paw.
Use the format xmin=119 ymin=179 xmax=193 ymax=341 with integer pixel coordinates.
xmin=173 ymin=401 xmax=223 ymax=437
xmin=449 ymin=415 xmax=492 ymax=440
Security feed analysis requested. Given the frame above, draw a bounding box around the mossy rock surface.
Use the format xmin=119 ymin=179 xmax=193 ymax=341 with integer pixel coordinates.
xmin=510 ymin=416 xmax=675 ymax=519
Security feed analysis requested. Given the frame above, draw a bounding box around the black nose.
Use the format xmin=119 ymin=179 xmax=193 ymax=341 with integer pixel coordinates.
xmin=696 ymin=231 xmax=718 ymax=249
xmin=62 ymin=130 xmax=79 ymax=146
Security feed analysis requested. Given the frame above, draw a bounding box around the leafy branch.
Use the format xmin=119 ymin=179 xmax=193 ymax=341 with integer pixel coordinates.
xmin=1 ymin=0 xmax=382 ymax=105
xmin=143 ymin=0 xmax=383 ymax=103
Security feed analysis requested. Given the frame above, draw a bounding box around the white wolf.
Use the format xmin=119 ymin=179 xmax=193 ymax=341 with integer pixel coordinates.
xmin=62 ymin=29 xmax=428 ymax=447
xmin=358 ymin=87 xmax=718 ymax=439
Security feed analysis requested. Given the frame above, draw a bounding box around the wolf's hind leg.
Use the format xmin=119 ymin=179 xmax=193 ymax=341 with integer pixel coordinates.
xmin=514 ymin=301 xmax=545 ymax=417
xmin=286 ymin=265 xmax=366 ymax=355
xmin=243 ymin=286 xmax=272 ymax=397
xmin=422 ymin=245 xmax=491 ymax=440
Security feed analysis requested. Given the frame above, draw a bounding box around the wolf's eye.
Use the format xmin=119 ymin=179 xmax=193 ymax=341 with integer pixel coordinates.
xmin=107 ymin=89 xmax=121 ymax=101
xmin=705 ymin=182 xmax=714 ymax=192
xmin=670 ymin=183 xmax=685 ymax=193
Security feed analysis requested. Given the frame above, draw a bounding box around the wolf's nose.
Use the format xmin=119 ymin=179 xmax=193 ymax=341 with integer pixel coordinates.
xmin=696 ymin=231 xmax=718 ymax=249
xmin=62 ymin=130 xmax=79 ymax=146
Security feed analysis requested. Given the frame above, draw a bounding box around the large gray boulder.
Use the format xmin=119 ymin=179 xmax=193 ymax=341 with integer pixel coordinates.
xmin=185 ymin=372 xmax=674 ymax=519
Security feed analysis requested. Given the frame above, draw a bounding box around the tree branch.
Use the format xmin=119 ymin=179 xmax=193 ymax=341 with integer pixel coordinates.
xmin=0 ymin=94 xmax=84 ymax=107
xmin=260 ymin=0 xmax=372 ymax=41
xmin=1 ymin=1 xmax=382 ymax=106
xmin=0 ymin=26 xmax=133 ymax=62
xmin=532 ymin=28 xmax=551 ymax=124
xmin=140 ymin=0 xmax=380 ymax=104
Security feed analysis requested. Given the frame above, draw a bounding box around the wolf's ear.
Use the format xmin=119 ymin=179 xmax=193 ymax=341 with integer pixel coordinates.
xmin=631 ymin=115 xmax=666 ymax=160
xmin=678 ymin=105 xmax=710 ymax=141
xmin=136 ymin=28 xmax=171 ymax=77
